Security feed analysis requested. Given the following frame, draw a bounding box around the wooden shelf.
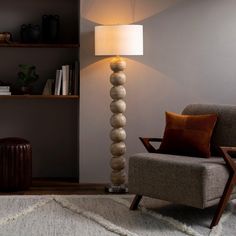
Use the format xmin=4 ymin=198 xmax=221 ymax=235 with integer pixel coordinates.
xmin=0 ymin=95 xmax=79 ymax=99
xmin=0 ymin=43 xmax=79 ymax=48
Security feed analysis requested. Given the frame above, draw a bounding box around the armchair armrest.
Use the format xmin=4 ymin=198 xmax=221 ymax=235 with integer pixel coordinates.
xmin=219 ymin=147 xmax=236 ymax=173
xmin=210 ymin=146 xmax=236 ymax=228
xmin=139 ymin=137 xmax=163 ymax=153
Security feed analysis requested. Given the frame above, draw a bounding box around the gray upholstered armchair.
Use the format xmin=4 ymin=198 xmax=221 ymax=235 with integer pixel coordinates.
xmin=128 ymin=104 xmax=236 ymax=228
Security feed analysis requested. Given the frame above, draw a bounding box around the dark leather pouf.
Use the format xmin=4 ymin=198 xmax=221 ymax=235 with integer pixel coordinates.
xmin=0 ymin=137 xmax=32 ymax=191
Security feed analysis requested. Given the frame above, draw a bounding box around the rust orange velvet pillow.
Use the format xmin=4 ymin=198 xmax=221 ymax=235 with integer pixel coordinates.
xmin=159 ymin=112 xmax=217 ymax=158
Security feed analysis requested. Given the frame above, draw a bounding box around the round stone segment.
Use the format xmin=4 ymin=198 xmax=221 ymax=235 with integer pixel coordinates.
xmin=110 ymin=57 xmax=126 ymax=72
xmin=110 ymin=100 xmax=126 ymax=113
xmin=110 ymin=72 xmax=126 ymax=86
xmin=110 ymin=114 xmax=126 ymax=128
xmin=110 ymin=142 xmax=126 ymax=156
xmin=111 ymin=170 xmax=126 ymax=185
xmin=110 ymin=128 xmax=126 ymax=142
xmin=110 ymin=86 xmax=126 ymax=99
xmin=110 ymin=156 xmax=125 ymax=170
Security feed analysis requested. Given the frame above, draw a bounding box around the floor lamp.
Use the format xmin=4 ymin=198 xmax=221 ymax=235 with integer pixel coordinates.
xmin=95 ymin=25 xmax=143 ymax=193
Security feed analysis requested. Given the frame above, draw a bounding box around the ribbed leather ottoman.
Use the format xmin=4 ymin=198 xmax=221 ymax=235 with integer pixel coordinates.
xmin=0 ymin=138 xmax=32 ymax=191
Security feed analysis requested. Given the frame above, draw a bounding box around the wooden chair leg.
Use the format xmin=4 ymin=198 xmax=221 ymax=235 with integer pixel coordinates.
xmin=130 ymin=195 xmax=142 ymax=210
xmin=210 ymin=174 xmax=236 ymax=229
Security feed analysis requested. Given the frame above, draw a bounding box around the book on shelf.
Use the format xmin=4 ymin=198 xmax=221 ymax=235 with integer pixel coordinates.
xmin=54 ymin=69 xmax=62 ymax=95
xmin=0 ymin=91 xmax=11 ymax=95
xmin=0 ymin=86 xmax=11 ymax=95
xmin=52 ymin=61 xmax=79 ymax=96
xmin=0 ymin=86 xmax=10 ymax=91
xmin=68 ymin=69 xmax=73 ymax=95
xmin=74 ymin=61 xmax=79 ymax=95
xmin=62 ymin=65 xmax=70 ymax=95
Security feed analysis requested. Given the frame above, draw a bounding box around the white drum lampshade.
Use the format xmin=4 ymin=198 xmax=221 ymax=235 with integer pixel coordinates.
xmin=95 ymin=25 xmax=143 ymax=56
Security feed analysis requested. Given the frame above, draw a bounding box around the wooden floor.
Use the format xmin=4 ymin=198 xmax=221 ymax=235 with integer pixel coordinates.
xmin=0 ymin=178 xmax=107 ymax=195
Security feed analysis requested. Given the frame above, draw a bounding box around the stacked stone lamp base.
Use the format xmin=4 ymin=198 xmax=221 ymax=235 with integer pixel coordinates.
xmin=106 ymin=57 xmax=128 ymax=193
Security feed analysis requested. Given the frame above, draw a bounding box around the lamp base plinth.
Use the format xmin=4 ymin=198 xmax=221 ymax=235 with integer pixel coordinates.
xmin=105 ymin=184 xmax=128 ymax=193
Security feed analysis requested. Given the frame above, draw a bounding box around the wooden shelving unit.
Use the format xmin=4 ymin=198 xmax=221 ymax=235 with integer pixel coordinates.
xmin=0 ymin=0 xmax=80 ymax=179
xmin=0 ymin=95 xmax=79 ymax=99
xmin=0 ymin=43 xmax=79 ymax=48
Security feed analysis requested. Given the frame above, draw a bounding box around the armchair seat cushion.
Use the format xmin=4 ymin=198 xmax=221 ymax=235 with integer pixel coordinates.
xmin=128 ymin=153 xmax=236 ymax=209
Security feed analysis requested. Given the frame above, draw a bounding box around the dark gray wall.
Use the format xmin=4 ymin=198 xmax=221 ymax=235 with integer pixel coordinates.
xmin=0 ymin=100 xmax=78 ymax=178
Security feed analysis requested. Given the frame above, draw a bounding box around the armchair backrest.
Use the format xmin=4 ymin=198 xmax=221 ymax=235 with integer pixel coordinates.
xmin=182 ymin=104 xmax=236 ymax=155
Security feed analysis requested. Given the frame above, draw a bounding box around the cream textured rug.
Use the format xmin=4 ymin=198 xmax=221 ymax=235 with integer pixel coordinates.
xmin=0 ymin=195 xmax=235 ymax=236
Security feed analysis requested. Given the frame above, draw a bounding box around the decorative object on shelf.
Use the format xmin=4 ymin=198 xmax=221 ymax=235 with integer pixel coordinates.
xmin=95 ymin=25 xmax=143 ymax=193
xmin=42 ymin=15 xmax=60 ymax=43
xmin=20 ymin=24 xmax=41 ymax=43
xmin=42 ymin=79 xmax=54 ymax=95
xmin=15 ymin=64 xmax=39 ymax=95
xmin=0 ymin=32 xmax=12 ymax=43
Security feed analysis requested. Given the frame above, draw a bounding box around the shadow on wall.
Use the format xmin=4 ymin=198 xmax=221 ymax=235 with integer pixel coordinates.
xmin=80 ymin=0 xmax=203 ymax=105
xmin=80 ymin=57 xmax=202 ymax=110
xmin=80 ymin=18 xmax=96 ymax=70
xmin=80 ymin=0 xmax=184 ymax=70
xmin=80 ymin=0 xmax=208 ymax=103
xmin=80 ymin=0 xmax=183 ymax=24
xmin=81 ymin=0 xmax=236 ymax=102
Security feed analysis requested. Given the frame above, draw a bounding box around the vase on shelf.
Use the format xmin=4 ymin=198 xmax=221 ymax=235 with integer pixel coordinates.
xmin=42 ymin=15 xmax=60 ymax=43
xmin=20 ymin=24 xmax=41 ymax=43
xmin=13 ymin=64 xmax=39 ymax=95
